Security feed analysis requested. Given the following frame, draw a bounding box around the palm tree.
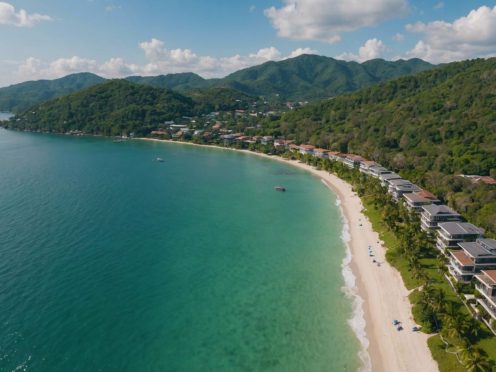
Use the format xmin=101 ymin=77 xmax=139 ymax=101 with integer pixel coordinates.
xmin=462 ymin=347 xmax=491 ymax=372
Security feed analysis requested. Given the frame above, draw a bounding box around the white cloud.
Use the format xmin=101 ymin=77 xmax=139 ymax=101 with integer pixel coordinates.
xmin=393 ymin=33 xmax=404 ymax=42
xmin=286 ymin=47 xmax=318 ymax=58
xmin=405 ymin=5 xmax=496 ymax=63
xmin=0 ymin=1 xmax=52 ymax=27
xmin=249 ymin=5 xmax=256 ymax=13
xmin=264 ymin=0 xmax=408 ymax=43
xmin=337 ymin=38 xmax=387 ymax=62
xmin=13 ymin=39 xmax=318 ymax=84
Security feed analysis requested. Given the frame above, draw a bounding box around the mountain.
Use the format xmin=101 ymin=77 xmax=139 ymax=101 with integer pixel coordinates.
xmin=125 ymin=72 xmax=207 ymax=91
xmin=269 ymin=58 xmax=496 ymax=235
xmin=215 ymin=55 xmax=434 ymax=101
xmin=0 ymin=55 xmax=435 ymax=112
xmin=7 ymin=79 xmax=258 ymax=136
xmin=0 ymin=73 xmax=105 ymax=113
xmin=9 ymin=80 xmax=196 ymax=136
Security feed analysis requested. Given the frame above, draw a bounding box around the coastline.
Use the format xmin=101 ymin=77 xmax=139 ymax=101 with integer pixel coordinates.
xmin=139 ymin=138 xmax=438 ymax=372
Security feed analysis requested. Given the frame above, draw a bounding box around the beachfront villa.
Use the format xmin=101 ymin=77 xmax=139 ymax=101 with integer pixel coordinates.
xmin=379 ymin=172 xmax=402 ymax=187
xmin=420 ymin=204 xmax=462 ymax=232
xmin=261 ymin=136 xmax=274 ymax=145
xmin=313 ymin=148 xmax=330 ymax=158
xmin=403 ymin=190 xmax=441 ymax=212
xmin=299 ymin=144 xmax=315 ymax=155
xmin=366 ymin=165 xmax=392 ymax=178
xmin=475 ymin=270 xmax=496 ymax=321
xmin=448 ymin=239 xmax=496 ymax=282
xmin=387 ymin=179 xmax=422 ymax=200
xmin=359 ymin=160 xmax=380 ymax=174
xmin=436 ymin=222 xmax=484 ymax=252
xmin=343 ymin=154 xmax=366 ymax=169
xmin=274 ymin=139 xmax=294 ymax=148
xmin=328 ymin=151 xmax=344 ymax=162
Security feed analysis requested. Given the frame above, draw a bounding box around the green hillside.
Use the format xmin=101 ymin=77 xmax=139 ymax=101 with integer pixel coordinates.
xmin=0 ymin=73 xmax=105 ymax=113
xmin=8 ymin=80 xmax=195 ymax=136
xmin=0 ymin=55 xmax=434 ymax=113
xmin=266 ymin=58 xmax=496 ymax=235
xmin=126 ymin=72 xmax=207 ymax=91
xmin=217 ymin=55 xmax=434 ymax=100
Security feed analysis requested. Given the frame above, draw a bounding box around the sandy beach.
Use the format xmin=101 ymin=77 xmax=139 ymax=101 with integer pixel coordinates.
xmin=141 ymin=138 xmax=438 ymax=372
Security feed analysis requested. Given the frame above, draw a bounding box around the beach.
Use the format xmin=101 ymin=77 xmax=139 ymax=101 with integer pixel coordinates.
xmin=140 ymin=138 xmax=438 ymax=372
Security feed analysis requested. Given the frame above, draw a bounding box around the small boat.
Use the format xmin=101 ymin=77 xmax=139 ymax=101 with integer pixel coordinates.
xmin=156 ymin=157 xmax=164 ymax=162
xmin=274 ymin=185 xmax=286 ymax=192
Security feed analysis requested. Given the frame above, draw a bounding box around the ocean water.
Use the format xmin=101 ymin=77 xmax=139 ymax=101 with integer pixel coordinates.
xmin=0 ymin=130 xmax=361 ymax=372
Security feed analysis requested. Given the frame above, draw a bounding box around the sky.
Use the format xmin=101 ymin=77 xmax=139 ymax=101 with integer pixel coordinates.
xmin=1 ymin=0 xmax=496 ymax=86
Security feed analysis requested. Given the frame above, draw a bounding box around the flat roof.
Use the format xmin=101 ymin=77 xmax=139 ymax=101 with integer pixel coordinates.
xmin=459 ymin=241 xmax=496 ymax=258
xmin=388 ymin=178 xmax=411 ymax=186
xmin=450 ymin=250 xmax=474 ymax=266
xmin=438 ymin=222 xmax=484 ymax=236
xmin=379 ymin=172 xmax=402 ymax=180
xmin=421 ymin=204 xmax=460 ymax=216
xmin=395 ymin=184 xmax=422 ymax=192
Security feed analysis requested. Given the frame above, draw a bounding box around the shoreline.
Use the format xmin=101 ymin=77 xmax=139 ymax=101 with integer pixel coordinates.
xmin=139 ymin=138 xmax=438 ymax=371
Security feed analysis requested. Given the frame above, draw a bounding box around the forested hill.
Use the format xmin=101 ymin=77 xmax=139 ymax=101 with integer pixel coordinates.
xmin=0 ymin=73 xmax=105 ymax=113
xmin=7 ymin=80 xmax=257 ymax=136
xmin=268 ymin=58 xmax=496 ymax=234
xmin=217 ymin=55 xmax=434 ymax=101
xmin=8 ymin=80 xmax=196 ymax=136
xmin=0 ymin=55 xmax=434 ymax=113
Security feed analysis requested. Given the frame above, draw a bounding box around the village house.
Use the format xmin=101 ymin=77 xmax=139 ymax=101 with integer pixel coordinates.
xmin=436 ymin=222 xmax=484 ymax=252
xmin=261 ymin=136 xmax=274 ymax=145
xmin=313 ymin=148 xmax=330 ymax=159
xmin=289 ymin=144 xmax=300 ymax=152
xmin=299 ymin=144 xmax=315 ymax=156
xmin=274 ymin=139 xmax=294 ymax=148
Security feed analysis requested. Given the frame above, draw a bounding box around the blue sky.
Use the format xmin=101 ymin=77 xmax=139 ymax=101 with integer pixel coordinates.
xmin=1 ymin=0 xmax=496 ymax=86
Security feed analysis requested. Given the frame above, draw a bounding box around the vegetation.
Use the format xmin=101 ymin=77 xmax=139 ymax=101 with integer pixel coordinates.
xmin=0 ymin=55 xmax=434 ymax=112
xmin=286 ymin=153 xmax=496 ymax=371
xmin=6 ymin=80 xmax=196 ymax=136
xmin=218 ymin=55 xmax=433 ymax=101
xmin=265 ymin=58 xmax=496 ymax=236
xmin=0 ymin=72 xmax=105 ymax=112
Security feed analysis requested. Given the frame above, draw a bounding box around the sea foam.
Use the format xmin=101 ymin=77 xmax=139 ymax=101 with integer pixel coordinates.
xmin=335 ymin=197 xmax=372 ymax=372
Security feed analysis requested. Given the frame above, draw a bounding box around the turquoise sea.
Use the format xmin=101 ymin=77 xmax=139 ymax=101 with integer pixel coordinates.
xmin=0 ymin=130 xmax=361 ymax=372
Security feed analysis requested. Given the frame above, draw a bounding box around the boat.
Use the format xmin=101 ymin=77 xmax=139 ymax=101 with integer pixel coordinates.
xmin=274 ymin=185 xmax=286 ymax=192
xmin=156 ymin=157 xmax=164 ymax=162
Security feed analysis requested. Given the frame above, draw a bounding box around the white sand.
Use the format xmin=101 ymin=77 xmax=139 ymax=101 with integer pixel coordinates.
xmin=141 ymin=139 xmax=439 ymax=372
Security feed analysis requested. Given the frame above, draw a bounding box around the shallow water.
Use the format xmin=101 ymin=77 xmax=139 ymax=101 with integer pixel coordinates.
xmin=0 ymin=130 xmax=360 ymax=371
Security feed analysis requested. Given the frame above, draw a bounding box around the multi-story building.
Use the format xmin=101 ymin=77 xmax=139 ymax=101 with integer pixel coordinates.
xmin=475 ymin=270 xmax=496 ymax=322
xmin=387 ymin=179 xmax=422 ymax=200
xmin=403 ymin=190 xmax=441 ymax=212
xmin=420 ymin=204 xmax=462 ymax=232
xmin=448 ymin=239 xmax=496 ymax=282
xmin=436 ymin=222 xmax=484 ymax=252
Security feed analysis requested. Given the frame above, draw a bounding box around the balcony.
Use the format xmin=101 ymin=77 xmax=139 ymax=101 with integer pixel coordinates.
xmin=477 ymin=298 xmax=496 ymax=320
